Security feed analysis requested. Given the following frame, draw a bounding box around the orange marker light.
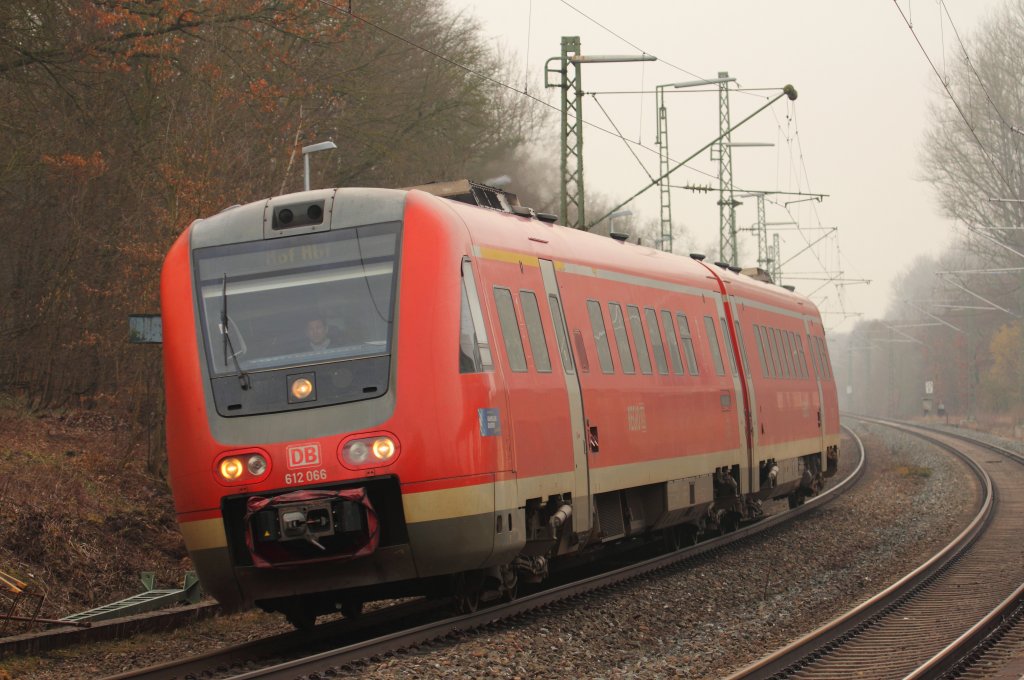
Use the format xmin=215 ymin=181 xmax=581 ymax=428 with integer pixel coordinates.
xmin=290 ymin=378 xmax=313 ymax=400
xmin=219 ymin=457 xmax=244 ymax=480
xmin=372 ymin=438 xmax=396 ymax=460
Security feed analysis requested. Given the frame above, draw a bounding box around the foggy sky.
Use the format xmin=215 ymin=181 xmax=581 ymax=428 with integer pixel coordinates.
xmin=454 ymin=0 xmax=1004 ymax=332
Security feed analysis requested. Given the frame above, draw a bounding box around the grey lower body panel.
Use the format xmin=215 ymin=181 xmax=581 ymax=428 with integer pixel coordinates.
xmin=192 ymin=511 xmax=501 ymax=610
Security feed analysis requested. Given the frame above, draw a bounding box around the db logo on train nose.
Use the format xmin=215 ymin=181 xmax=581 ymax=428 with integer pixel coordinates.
xmin=286 ymin=442 xmax=321 ymax=469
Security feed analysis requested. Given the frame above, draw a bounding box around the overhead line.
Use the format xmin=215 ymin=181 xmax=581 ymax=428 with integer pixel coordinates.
xmin=315 ymin=0 xmax=723 ymax=187
xmin=555 ymin=0 xmax=762 ymax=99
xmin=891 ymin=0 xmax=1013 ymax=192
xmin=939 ymin=0 xmax=1016 ymax=135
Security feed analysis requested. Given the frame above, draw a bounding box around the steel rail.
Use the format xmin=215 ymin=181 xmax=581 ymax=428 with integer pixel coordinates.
xmin=893 ymin=422 xmax=1024 ymax=680
xmin=119 ymin=427 xmax=864 ymax=680
xmin=727 ymin=416 xmax=1017 ymax=680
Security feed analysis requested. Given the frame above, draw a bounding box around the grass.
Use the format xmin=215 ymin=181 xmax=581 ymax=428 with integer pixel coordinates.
xmin=894 ymin=465 xmax=933 ymax=479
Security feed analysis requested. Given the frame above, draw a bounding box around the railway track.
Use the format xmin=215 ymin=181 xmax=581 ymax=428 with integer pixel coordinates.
xmin=727 ymin=417 xmax=1024 ymax=680
xmin=102 ymin=428 xmax=865 ymax=680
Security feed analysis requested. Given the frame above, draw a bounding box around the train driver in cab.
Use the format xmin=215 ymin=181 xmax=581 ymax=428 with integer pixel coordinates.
xmin=306 ymin=316 xmax=336 ymax=352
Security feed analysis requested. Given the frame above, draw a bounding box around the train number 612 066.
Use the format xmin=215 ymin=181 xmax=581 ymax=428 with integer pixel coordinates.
xmin=284 ymin=469 xmax=327 ymax=485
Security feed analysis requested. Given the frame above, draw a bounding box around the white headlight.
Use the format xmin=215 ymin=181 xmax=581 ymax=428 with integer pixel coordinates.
xmin=348 ymin=441 xmax=369 ymax=464
xmin=247 ymin=454 xmax=267 ymax=476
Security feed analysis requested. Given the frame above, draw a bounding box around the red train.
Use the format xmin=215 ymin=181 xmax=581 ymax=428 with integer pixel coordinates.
xmin=161 ymin=180 xmax=840 ymax=626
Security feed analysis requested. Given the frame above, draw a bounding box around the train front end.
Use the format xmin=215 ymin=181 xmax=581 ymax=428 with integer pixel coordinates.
xmin=161 ymin=188 xmax=444 ymax=619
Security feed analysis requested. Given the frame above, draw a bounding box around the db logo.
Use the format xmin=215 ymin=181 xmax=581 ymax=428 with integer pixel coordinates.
xmin=286 ymin=442 xmax=321 ymax=469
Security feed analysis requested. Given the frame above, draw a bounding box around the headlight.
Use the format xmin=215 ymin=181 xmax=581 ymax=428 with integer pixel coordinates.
xmin=214 ymin=450 xmax=271 ymax=485
xmin=219 ymin=457 xmax=244 ymax=480
xmin=340 ymin=434 xmax=399 ymax=469
xmin=290 ymin=377 xmax=313 ymax=400
xmin=247 ymin=454 xmax=268 ymax=476
xmin=372 ymin=438 xmax=395 ymax=460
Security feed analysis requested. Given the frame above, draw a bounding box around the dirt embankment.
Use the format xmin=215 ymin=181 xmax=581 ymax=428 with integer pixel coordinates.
xmin=0 ymin=396 xmax=187 ymax=626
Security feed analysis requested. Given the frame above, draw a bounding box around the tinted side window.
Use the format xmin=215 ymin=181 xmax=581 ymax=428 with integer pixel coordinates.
xmin=572 ymin=329 xmax=590 ymax=373
xmin=459 ymin=260 xmax=492 ymax=373
xmin=773 ymin=328 xmax=790 ymax=378
xmin=660 ymin=310 xmax=684 ymax=375
xmin=817 ymin=336 xmax=833 ymax=380
xmin=789 ymin=331 xmax=805 ymax=378
xmin=795 ymin=333 xmax=809 ymax=379
xmin=547 ymin=295 xmax=575 ymax=374
xmin=734 ymin=320 xmax=750 ymax=374
xmin=753 ymin=324 xmax=769 ymax=378
xmin=494 ymin=287 xmax=527 ymax=372
xmin=720 ymin=316 xmax=738 ymax=376
xmin=520 ymin=291 xmax=551 ymax=373
xmin=608 ymin=303 xmax=635 ymax=374
xmin=587 ymin=300 xmax=615 ymax=374
xmin=627 ymin=305 xmax=653 ymax=375
xmin=808 ymin=333 xmax=821 ymax=378
xmin=758 ymin=325 xmax=775 ymax=378
xmin=704 ymin=315 xmax=726 ymax=376
xmin=676 ymin=312 xmax=700 ymax=375
xmin=781 ymin=329 xmax=795 ymax=379
xmin=646 ymin=308 xmax=669 ymax=375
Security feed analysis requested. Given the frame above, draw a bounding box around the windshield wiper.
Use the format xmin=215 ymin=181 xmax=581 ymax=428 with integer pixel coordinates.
xmin=221 ymin=273 xmax=251 ymax=390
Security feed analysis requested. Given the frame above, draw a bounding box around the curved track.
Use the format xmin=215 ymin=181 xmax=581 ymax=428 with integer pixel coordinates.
xmin=728 ymin=417 xmax=1024 ymax=680
xmin=104 ymin=428 xmax=866 ymax=680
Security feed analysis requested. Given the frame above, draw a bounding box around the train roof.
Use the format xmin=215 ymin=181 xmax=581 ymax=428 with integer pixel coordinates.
xmin=415 ymin=187 xmax=819 ymax=320
xmin=185 ymin=182 xmax=820 ymax=322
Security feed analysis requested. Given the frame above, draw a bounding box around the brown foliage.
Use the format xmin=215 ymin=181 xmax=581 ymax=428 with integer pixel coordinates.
xmin=0 ymin=0 xmax=546 ymax=467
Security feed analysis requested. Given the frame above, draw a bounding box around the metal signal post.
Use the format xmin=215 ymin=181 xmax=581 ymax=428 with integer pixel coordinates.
xmin=545 ymin=37 xmax=654 ymax=229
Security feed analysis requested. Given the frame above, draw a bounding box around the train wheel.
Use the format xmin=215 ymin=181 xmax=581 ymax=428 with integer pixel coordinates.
xmin=340 ymin=600 xmax=364 ymax=619
xmin=284 ymin=608 xmax=316 ymax=631
xmin=788 ymin=492 xmax=805 ymax=509
xmin=499 ymin=564 xmax=518 ymax=603
xmin=453 ymin=571 xmax=483 ymax=614
xmin=662 ymin=525 xmax=694 ymax=551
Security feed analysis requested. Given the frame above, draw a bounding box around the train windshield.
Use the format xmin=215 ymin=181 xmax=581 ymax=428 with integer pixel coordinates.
xmin=193 ymin=222 xmax=401 ymax=377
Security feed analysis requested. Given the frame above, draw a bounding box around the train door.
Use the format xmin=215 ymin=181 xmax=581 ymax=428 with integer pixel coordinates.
xmin=539 ymin=259 xmax=591 ymax=534
xmin=803 ymin=318 xmax=826 ymax=460
xmin=724 ymin=299 xmax=758 ymax=494
xmin=718 ymin=297 xmax=755 ymax=495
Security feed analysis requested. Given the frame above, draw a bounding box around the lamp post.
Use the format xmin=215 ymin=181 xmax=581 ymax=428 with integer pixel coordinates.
xmin=545 ymin=37 xmax=655 ymax=230
xmin=302 ymin=141 xmax=337 ymax=191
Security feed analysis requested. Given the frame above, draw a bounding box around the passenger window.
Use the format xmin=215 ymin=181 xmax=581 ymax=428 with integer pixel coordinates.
xmin=753 ymin=324 xmax=769 ymax=378
xmin=795 ymin=333 xmax=809 ymax=379
xmin=586 ymin=300 xmax=615 ymax=374
xmin=781 ymin=330 xmax=795 ymax=379
xmin=520 ymin=291 xmax=552 ymax=373
xmin=608 ymin=303 xmax=635 ymax=374
xmin=808 ymin=333 xmax=821 ymax=378
xmin=757 ymin=325 xmax=774 ymax=378
xmin=660 ymin=310 xmax=684 ymax=375
xmin=627 ymin=305 xmax=653 ymax=375
xmin=720 ymin=317 xmax=738 ymax=376
xmin=572 ymin=329 xmax=590 ymax=373
xmin=676 ymin=313 xmax=700 ymax=375
xmin=704 ymin=315 xmax=726 ymax=376
xmin=767 ymin=327 xmax=783 ymax=378
xmin=734 ymin=320 xmax=751 ymax=375
xmin=547 ymin=295 xmax=575 ymax=374
xmin=645 ymin=308 xmax=669 ymax=375
xmin=493 ymin=287 xmax=527 ymax=372
xmin=459 ymin=260 xmax=492 ymax=373
xmin=777 ymin=328 xmax=793 ymax=378
xmin=817 ymin=336 xmax=833 ymax=380
xmin=789 ymin=331 xmax=805 ymax=378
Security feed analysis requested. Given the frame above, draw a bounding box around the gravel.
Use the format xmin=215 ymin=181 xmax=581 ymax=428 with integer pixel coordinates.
xmin=0 ymin=423 xmax=981 ymax=679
